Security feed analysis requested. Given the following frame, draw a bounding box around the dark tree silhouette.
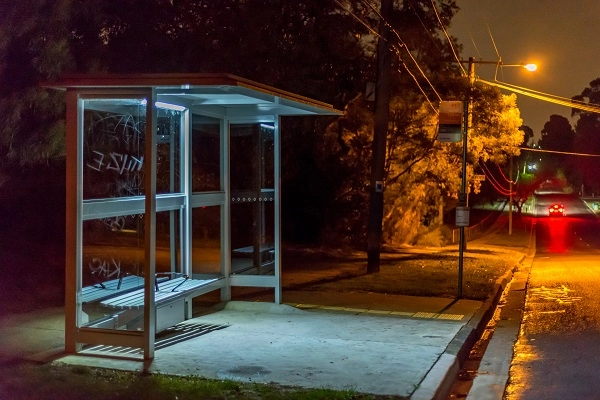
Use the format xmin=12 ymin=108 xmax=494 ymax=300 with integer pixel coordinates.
xmin=572 ymin=78 xmax=600 ymax=194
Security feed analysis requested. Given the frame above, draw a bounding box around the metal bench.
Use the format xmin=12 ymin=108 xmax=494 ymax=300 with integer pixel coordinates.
xmin=81 ymin=275 xmax=145 ymax=304
xmin=97 ymin=275 xmax=222 ymax=332
xmin=81 ymin=275 xmax=172 ymax=304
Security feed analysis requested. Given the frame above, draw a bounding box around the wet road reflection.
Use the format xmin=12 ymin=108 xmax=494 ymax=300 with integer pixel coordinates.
xmin=505 ymin=194 xmax=600 ymax=399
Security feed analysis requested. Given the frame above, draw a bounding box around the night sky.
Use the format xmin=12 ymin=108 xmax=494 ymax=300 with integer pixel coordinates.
xmin=449 ymin=0 xmax=600 ymax=141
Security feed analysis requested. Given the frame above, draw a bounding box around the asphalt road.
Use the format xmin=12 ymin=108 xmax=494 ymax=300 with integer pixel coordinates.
xmin=504 ymin=193 xmax=600 ymax=399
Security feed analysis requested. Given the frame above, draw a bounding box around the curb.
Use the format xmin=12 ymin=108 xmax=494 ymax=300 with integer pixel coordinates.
xmin=410 ymin=262 xmax=517 ymax=400
xmin=465 ymin=253 xmax=533 ymax=400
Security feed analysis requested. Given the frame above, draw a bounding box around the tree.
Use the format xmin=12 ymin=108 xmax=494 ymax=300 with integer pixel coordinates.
xmin=519 ymin=125 xmax=534 ymax=147
xmin=320 ymin=86 xmax=523 ymax=246
xmin=0 ymin=0 xmax=73 ymax=176
xmin=535 ymin=114 xmax=575 ymax=190
xmin=0 ymin=0 xmax=524 ymax=248
xmin=0 ymin=0 xmax=369 ymax=172
xmin=539 ymin=115 xmax=574 ymax=152
xmin=572 ymin=78 xmax=600 ymax=194
xmin=469 ymin=91 xmax=523 ymax=162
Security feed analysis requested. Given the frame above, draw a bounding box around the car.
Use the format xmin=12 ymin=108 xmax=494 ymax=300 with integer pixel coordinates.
xmin=548 ymin=203 xmax=565 ymax=216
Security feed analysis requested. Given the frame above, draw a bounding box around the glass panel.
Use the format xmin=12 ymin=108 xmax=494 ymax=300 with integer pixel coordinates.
xmin=156 ymin=209 xmax=182 ymax=276
xmin=80 ymin=215 xmax=145 ymax=331
xmin=230 ymin=123 xmax=275 ymax=275
xmin=230 ymin=124 xmax=257 ymax=191
xmin=156 ymin=108 xmax=182 ymax=194
xmin=82 ymin=99 xmax=147 ymax=200
xmin=79 ymin=209 xmax=183 ymax=331
xmin=191 ymin=205 xmax=222 ymax=276
xmin=192 ymin=115 xmax=221 ymax=192
xmin=261 ymin=124 xmax=274 ymax=189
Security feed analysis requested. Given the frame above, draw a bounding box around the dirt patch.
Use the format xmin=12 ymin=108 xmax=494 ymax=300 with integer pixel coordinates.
xmin=281 ymin=245 xmax=521 ymax=300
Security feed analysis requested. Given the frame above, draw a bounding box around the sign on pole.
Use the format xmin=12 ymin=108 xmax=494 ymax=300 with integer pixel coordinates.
xmin=455 ymin=206 xmax=470 ymax=227
xmin=437 ymin=101 xmax=463 ymax=143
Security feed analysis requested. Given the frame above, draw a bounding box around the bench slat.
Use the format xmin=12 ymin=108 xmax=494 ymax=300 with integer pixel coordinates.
xmin=99 ymin=277 xmax=219 ymax=310
xmin=81 ymin=275 xmax=145 ymax=303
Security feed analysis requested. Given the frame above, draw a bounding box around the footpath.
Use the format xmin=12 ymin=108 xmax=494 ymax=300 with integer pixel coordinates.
xmin=0 ymin=212 xmax=534 ymax=400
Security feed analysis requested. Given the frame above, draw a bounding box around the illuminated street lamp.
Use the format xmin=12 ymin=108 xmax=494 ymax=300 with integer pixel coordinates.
xmin=499 ymin=62 xmax=537 ymax=72
xmin=456 ymin=57 xmax=537 ymax=298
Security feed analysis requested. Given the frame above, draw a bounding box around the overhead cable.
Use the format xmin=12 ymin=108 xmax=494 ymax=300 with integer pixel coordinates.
xmin=333 ymin=0 xmax=444 ymax=112
xmin=359 ymin=0 xmax=443 ymax=102
xmin=479 ymin=160 xmax=513 ymax=195
xmin=519 ymin=147 xmax=600 ymax=157
xmin=429 ymin=0 xmax=466 ymax=76
xmin=479 ymin=79 xmax=600 ymax=114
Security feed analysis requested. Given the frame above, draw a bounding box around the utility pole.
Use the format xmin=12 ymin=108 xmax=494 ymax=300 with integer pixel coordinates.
xmin=457 ymin=57 xmax=535 ymax=297
xmin=509 ymin=155 xmax=513 ymax=235
xmin=457 ymin=57 xmax=475 ymax=298
xmin=367 ymin=0 xmax=393 ymax=274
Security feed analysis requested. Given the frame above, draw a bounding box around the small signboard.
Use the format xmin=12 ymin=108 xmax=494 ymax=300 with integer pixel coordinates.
xmin=455 ymin=206 xmax=470 ymax=227
xmin=438 ymin=101 xmax=463 ymax=143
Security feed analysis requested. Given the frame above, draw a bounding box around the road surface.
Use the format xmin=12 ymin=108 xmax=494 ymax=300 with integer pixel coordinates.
xmin=505 ymin=193 xmax=600 ymax=399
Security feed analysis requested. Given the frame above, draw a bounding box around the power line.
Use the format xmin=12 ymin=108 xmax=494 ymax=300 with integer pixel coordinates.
xmin=519 ymin=147 xmax=600 ymax=157
xmin=331 ymin=0 xmax=380 ymax=37
xmin=429 ymin=0 xmax=466 ymax=76
xmin=479 ymin=159 xmax=514 ymax=195
xmin=406 ymin=0 xmax=445 ymax=54
xmin=392 ymin=50 xmax=440 ymax=113
xmin=358 ymin=0 xmax=443 ymax=102
xmin=494 ymin=161 xmax=513 ymax=184
xmin=479 ymin=79 xmax=600 ymax=114
xmin=332 ymin=0 xmax=443 ymax=111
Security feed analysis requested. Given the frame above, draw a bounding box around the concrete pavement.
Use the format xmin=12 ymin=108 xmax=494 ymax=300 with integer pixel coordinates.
xmin=0 ymin=212 xmax=534 ymax=399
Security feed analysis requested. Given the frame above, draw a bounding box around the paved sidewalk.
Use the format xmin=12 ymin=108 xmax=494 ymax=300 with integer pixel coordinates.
xmin=0 ymin=213 xmax=534 ymax=399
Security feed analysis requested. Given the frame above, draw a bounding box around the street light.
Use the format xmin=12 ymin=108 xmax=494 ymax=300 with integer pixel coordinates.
xmin=497 ymin=62 xmax=537 ymax=72
xmin=456 ymin=57 xmax=537 ymax=298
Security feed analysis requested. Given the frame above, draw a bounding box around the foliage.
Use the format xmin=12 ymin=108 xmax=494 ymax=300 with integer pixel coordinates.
xmin=571 ymin=78 xmax=600 ymax=194
xmin=0 ymin=0 xmax=525 ymax=247
xmin=539 ymin=114 xmax=575 ymax=152
xmin=0 ymin=0 xmax=369 ymax=167
xmin=534 ymin=115 xmax=575 ymax=186
xmin=511 ymin=171 xmax=542 ymax=214
xmin=0 ymin=0 xmax=72 ymax=168
xmin=469 ymin=90 xmax=523 ymax=164
xmin=519 ymin=125 xmax=534 ymax=147
xmin=320 ymin=86 xmax=523 ymax=246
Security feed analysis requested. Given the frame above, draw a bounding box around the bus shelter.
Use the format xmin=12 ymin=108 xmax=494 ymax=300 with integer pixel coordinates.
xmin=48 ymin=74 xmax=340 ymax=359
